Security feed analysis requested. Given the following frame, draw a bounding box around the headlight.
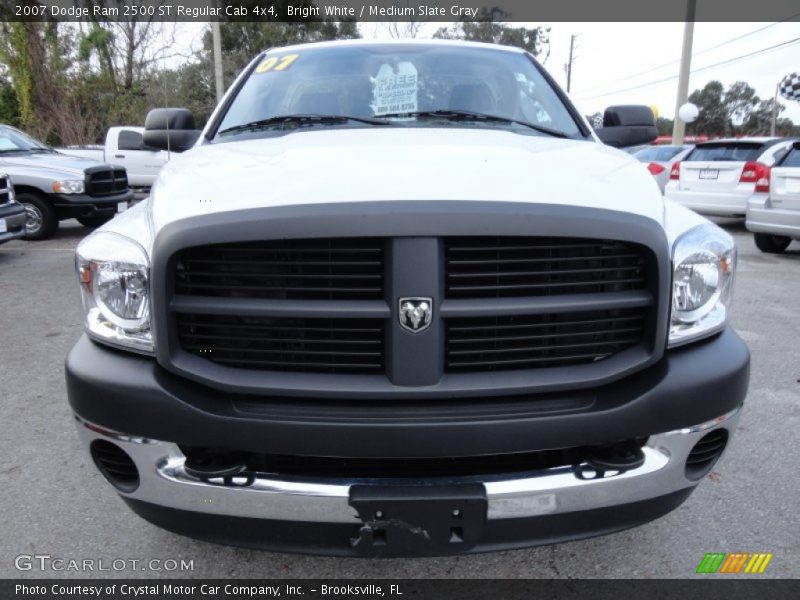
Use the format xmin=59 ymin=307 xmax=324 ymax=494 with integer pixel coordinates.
xmin=53 ymin=180 xmax=85 ymax=194
xmin=669 ymin=224 xmax=735 ymax=348
xmin=76 ymin=232 xmax=153 ymax=354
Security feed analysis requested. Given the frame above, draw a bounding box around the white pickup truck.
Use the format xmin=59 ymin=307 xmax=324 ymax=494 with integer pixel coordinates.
xmin=59 ymin=126 xmax=169 ymax=188
xmin=66 ymin=39 xmax=749 ymax=557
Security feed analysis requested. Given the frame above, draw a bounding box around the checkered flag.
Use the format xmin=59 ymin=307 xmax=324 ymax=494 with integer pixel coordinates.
xmin=779 ymin=72 xmax=800 ymax=102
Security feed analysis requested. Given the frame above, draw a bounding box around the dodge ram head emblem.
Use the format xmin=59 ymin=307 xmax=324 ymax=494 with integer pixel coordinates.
xmin=399 ymin=297 xmax=433 ymax=333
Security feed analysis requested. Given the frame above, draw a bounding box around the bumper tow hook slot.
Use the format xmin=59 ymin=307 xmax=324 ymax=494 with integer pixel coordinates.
xmin=183 ymin=450 xmax=250 ymax=484
xmin=583 ymin=442 xmax=646 ymax=476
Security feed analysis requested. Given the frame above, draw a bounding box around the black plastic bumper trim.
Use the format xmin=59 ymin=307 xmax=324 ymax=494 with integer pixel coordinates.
xmin=66 ymin=328 xmax=749 ymax=458
xmin=122 ymin=486 xmax=695 ymax=557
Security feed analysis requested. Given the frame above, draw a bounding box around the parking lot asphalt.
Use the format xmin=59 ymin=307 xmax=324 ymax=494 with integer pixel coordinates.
xmin=0 ymin=217 xmax=798 ymax=579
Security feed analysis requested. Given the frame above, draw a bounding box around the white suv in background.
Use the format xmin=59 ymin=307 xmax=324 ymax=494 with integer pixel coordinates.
xmin=746 ymin=141 xmax=800 ymax=253
xmin=665 ymin=137 xmax=796 ymax=217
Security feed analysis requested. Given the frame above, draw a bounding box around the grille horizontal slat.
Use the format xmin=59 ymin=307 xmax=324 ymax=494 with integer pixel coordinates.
xmin=177 ymin=314 xmax=385 ymax=374
xmin=449 ymin=327 xmax=642 ymax=345
xmin=448 ymin=315 xmax=643 ymax=333
xmin=446 ymin=278 xmax=645 ymax=293
xmin=176 ymin=238 xmax=385 ymax=301
xmin=446 ymin=309 xmax=645 ymax=372
xmin=448 ymin=253 xmax=640 ymax=266
xmin=448 ymin=265 xmax=643 ymax=278
xmin=445 ymin=237 xmax=648 ymax=299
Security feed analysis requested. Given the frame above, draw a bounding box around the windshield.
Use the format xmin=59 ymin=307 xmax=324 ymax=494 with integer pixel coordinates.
xmin=633 ymin=146 xmax=687 ymax=162
xmin=214 ymin=43 xmax=583 ymax=140
xmin=0 ymin=125 xmax=50 ymax=153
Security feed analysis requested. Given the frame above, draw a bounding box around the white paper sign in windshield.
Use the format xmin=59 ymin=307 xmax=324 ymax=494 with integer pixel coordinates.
xmin=371 ymin=62 xmax=418 ymax=116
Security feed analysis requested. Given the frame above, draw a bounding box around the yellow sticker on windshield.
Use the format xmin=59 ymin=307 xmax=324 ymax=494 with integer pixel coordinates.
xmin=256 ymin=54 xmax=299 ymax=74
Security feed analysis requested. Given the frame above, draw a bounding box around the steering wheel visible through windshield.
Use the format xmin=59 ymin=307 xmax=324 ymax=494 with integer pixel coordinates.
xmin=213 ymin=43 xmax=584 ymax=140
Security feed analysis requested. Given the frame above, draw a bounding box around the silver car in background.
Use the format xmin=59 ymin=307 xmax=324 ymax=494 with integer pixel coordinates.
xmin=632 ymin=144 xmax=693 ymax=193
xmin=665 ymin=137 xmax=795 ymax=217
xmin=746 ymin=141 xmax=800 ymax=253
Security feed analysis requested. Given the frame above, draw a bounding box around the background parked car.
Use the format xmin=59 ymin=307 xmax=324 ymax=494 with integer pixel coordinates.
xmin=631 ymin=144 xmax=693 ymax=193
xmin=59 ymin=126 xmax=169 ymax=189
xmin=0 ymin=173 xmax=26 ymax=244
xmin=746 ymin=140 xmax=800 ymax=253
xmin=0 ymin=124 xmax=133 ymax=240
xmin=665 ymin=137 xmax=796 ymax=217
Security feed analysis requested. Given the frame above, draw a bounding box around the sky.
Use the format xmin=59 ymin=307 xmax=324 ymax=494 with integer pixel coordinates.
xmin=174 ymin=21 xmax=800 ymax=123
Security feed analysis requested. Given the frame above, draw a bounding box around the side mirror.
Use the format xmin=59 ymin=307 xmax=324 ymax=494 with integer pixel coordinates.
xmin=143 ymin=108 xmax=202 ymax=152
xmin=595 ymin=105 xmax=658 ymax=149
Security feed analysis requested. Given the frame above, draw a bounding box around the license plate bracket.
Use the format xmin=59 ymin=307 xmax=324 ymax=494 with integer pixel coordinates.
xmin=699 ymin=169 xmax=719 ymax=180
xmin=349 ymin=484 xmax=487 ymax=556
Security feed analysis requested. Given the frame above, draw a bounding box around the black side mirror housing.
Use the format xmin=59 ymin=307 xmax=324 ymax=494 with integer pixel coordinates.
xmin=143 ymin=108 xmax=202 ymax=152
xmin=595 ymin=105 xmax=658 ymax=149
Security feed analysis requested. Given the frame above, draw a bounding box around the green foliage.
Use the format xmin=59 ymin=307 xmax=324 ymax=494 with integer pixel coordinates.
xmin=656 ymin=117 xmax=674 ymax=136
xmin=433 ymin=8 xmax=549 ymax=56
xmin=0 ymin=76 xmax=21 ymax=126
xmin=685 ymin=79 xmax=799 ymax=137
xmin=723 ymin=81 xmax=759 ymax=126
xmin=78 ymin=26 xmax=114 ymax=63
xmin=687 ymin=80 xmax=729 ymax=136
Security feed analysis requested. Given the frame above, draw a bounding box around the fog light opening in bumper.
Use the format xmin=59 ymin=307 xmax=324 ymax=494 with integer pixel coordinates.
xmin=90 ymin=439 xmax=140 ymax=493
xmin=685 ymin=429 xmax=729 ymax=481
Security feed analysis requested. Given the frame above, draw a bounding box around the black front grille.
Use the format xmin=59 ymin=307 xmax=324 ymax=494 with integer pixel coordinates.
xmin=178 ymin=314 xmax=385 ymax=374
xmin=175 ymin=238 xmax=385 ymax=300
xmin=446 ymin=309 xmax=645 ymax=372
xmin=167 ymin=230 xmax=659 ymax=382
xmin=0 ymin=176 xmax=8 ymax=204
xmin=86 ymin=168 xmax=128 ymax=196
xmin=445 ymin=236 xmax=648 ymax=298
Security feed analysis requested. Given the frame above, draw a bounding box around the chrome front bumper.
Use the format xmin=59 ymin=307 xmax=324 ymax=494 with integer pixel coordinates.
xmin=75 ymin=407 xmax=741 ymax=524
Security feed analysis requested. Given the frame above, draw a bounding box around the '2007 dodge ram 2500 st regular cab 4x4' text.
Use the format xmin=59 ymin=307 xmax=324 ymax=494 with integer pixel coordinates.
xmin=66 ymin=40 xmax=749 ymax=556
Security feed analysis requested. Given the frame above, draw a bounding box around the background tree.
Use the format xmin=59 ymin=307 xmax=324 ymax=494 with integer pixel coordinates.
xmin=686 ymin=80 xmax=729 ymax=137
xmin=723 ymin=81 xmax=759 ymax=129
xmin=0 ymin=74 xmax=21 ymax=127
xmin=656 ymin=117 xmax=674 ymax=137
xmin=202 ymin=19 xmax=359 ymax=88
xmin=433 ymin=8 xmax=550 ymax=57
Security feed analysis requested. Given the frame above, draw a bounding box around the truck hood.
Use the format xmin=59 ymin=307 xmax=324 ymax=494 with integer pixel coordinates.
xmin=0 ymin=151 xmax=108 ymax=178
xmin=149 ymin=128 xmax=664 ymax=232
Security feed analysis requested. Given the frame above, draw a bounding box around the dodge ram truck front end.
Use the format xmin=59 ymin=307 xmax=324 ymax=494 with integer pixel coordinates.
xmin=65 ymin=40 xmax=748 ymax=556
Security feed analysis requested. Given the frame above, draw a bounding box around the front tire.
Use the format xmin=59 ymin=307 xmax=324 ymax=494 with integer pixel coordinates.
xmin=19 ymin=192 xmax=58 ymax=240
xmin=77 ymin=215 xmax=114 ymax=229
xmin=754 ymin=233 xmax=791 ymax=254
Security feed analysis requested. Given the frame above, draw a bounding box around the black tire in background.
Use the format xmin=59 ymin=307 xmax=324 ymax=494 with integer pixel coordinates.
xmin=754 ymin=233 xmax=792 ymax=254
xmin=77 ymin=215 xmax=114 ymax=229
xmin=18 ymin=192 xmax=58 ymax=240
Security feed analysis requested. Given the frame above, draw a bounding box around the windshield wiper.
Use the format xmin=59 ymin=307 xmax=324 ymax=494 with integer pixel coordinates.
xmin=218 ymin=114 xmax=393 ymax=136
xmin=378 ymin=109 xmax=569 ymax=139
